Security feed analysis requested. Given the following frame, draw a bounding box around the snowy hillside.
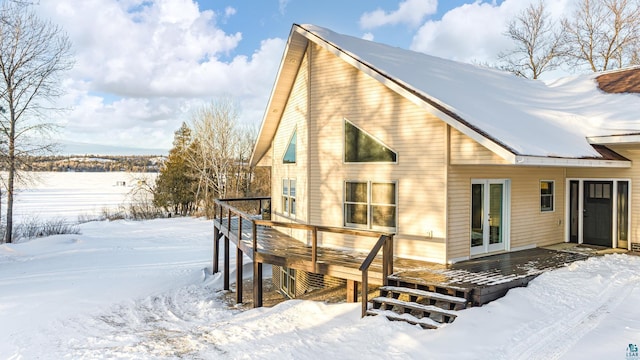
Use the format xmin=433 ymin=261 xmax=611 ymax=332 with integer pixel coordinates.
xmin=0 ymin=217 xmax=639 ymax=359
xmin=0 ymin=173 xmax=638 ymax=358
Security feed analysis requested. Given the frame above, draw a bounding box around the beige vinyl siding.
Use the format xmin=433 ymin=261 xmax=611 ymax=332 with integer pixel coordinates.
xmin=566 ymin=144 xmax=638 ymax=247
xmin=270 ymin=51 xmax=310 ymax=242
xmin=447 ymin=164 xmax=565 ymax=262
xmin=306 ymin=43 xmax=447 ymax=263
xmin=450 ymin=128 xmax=511 ymax=165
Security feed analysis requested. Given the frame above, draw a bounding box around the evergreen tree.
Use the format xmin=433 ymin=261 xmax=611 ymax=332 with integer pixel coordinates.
xmin=153 ymin=122 xmax=197 ymax=216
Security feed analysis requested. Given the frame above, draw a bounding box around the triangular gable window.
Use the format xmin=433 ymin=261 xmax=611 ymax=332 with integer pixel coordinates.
xmin=344 ymin=120 xmax=397 ymax=163
xmin=283 ymin=130 xmax=297 ymax=164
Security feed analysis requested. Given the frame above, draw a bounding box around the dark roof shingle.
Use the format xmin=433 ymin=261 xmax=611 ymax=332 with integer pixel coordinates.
xmin=597 ymin=68 xmax=640 ymax=94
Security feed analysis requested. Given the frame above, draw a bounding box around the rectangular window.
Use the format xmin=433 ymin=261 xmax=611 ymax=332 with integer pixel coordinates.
xmin=279 ymin=267 xmax=296 ymax=298
xmin=618 ymin=181 xmax=629 ymax=244
xmin=282 ymin=179 xmax=296 ymax=217
xmin=540 ymin=180 xmax=554 ymax=212
xmin=344 ymin=181 xmax=396 ymax=230
xmin=588 ymin=182 xmax=611 ymax=199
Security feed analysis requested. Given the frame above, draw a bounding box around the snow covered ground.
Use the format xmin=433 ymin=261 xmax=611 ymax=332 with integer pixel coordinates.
xmin=1 ymin=173 xmax=640 ymax=359
xmin=11 ymin=171 xmax=155 ymax=223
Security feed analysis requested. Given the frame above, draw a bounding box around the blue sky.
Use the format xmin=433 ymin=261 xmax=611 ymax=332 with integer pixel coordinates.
xmin=212 ymin=1 xmax=505 ymax=59
xmin=33 ymin=0 xmax=569 ymax=154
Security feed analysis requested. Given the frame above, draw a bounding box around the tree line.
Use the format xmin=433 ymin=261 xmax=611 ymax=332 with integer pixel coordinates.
xmin=152 ymin=98 xmax=269 ymax=217
xmin=14 ymin=155 xmax=164 ymax=172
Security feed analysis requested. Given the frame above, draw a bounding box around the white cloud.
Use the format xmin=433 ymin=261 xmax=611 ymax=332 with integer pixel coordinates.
xmin=225 ymin=6 xmax=236 ymax=18
xmin=33 ymin=0 xmax=285 ymax=151
xmin=279 ymin=0 xmax=289 ymax=15
xmin=360 ymin=0 xmax=438 ymax=29
xmin=28 ymin=0 xmax=580 ymax=153
xmin=409 ymin=0 xmax=573 ymax=64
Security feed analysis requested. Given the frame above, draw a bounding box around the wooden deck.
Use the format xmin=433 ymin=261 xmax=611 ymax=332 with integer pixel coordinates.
xmin=214 ymin=216 xmax=399 ymax=282
xmin=391 ymin=248 xmax=589 ymax=305
xmin=212 ymin=198 xmax=590 ymax=314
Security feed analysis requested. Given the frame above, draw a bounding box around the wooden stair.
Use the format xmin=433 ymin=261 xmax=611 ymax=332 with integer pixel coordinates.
xmin=366 ymin=276 xmax=472 ymax=329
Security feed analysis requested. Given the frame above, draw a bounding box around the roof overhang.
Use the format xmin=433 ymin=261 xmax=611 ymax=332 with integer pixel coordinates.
xmin=514 ymin=155 xmax=630 ymax=168
xmin=249 ymin=27 xmax=308 ymax=167
xmin=588 ymin=133 xmax=640 ymax=145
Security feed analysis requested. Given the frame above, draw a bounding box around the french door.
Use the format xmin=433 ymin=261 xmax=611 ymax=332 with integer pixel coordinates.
xmin=471 ymin=179 xmax=510 ymax=255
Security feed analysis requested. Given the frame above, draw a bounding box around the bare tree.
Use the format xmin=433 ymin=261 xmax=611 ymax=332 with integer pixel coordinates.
xmin=187 ymin=98 xmax=240 ymax=209
xmin=562 ymin=0 xmax=640 ymax=72
xmin=499 ymin=1 xmax=564 ymax=79
xmin=233 ymin=124 xmax=257 ymax=196
xmin=0 ymin=1 xmax=73 ymax=243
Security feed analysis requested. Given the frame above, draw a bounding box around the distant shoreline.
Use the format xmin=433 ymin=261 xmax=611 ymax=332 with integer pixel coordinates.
xmin=10 ymin=155 xmax=165 ymax=173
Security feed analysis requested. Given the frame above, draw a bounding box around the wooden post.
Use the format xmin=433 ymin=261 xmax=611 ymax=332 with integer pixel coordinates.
xmin=224 ymin=207 xmax=231 ymax=290
xmin=253 ymin=260 xmax=263 ymax=308
xmin=224 ymin=235 xmax=230 ymax=291
xmin=346 ymin=279 xmax=358 ymax=303
xmin=213 ymin=203 xmax=219 ymax=274
xmin=361 ymin=269 xmax=369 ymax=317
xmin=213 ymin=225 xmax=220 ymax=274
xmin=235 ymin=216 xmax=243 ymax=303
xmin=311 ymin=227 xmax=318 ymax=270
xmin=387 ymin=235 xmax=394 ymax=279
xmin=382 ymin=236 xmax=390 ymax=286
xmin=252 ymin=222 xmax=257 ymax=250
xmin=236 ymin=247 xmax=243 ymax=304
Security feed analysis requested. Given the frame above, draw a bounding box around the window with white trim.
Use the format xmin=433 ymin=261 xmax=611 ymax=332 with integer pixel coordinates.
xmin=540 ymin=180 xmax=554 ymax=212
xmin=282 ymin=179 xmax=296 ymax=217
xmin=279 ymin=267 xmax=296 ymax=298
xmin=344 ymin=181 xmax=396 ymax=230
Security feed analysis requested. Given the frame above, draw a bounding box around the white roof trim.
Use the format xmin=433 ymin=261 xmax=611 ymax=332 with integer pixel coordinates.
xmin=588 ymin=134 xmax=640 ymax=145
xmin=295 ymin=26 xmax=519 ymax=164
xmin=514 ymin=155 xmax=630 ymax=168
xmin=250 ymin=28 xmax=307 ymax=167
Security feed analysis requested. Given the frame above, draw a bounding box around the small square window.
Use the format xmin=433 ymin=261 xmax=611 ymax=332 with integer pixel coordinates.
xmin=540 ymin=180 xmax=554 ymax=212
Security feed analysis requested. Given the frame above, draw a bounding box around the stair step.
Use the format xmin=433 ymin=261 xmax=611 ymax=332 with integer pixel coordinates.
xmin=371 ymin=297 xmax=458 ymax=323
xmin=380 ymin=286 xmax=467 ymax=305
xmin=386 ymin=275 xmax=472 ymax=299
xmin=366 ymin=309 xmax=440 ymax=329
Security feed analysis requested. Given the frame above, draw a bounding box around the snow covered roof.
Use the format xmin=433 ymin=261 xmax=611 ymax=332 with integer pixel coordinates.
xmin=251 ymin=24 xmax=640 ymax=166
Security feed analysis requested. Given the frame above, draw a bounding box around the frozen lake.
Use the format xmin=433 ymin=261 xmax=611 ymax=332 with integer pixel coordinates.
xmin=9 ymin=171 xmax=157 ymax=223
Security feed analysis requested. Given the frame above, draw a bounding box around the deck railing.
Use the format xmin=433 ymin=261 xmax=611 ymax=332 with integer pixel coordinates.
xmin=359 ymin=233 xmax=394 ymax=317
xmin=213 ymin=197 xmax=394 ymax=316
